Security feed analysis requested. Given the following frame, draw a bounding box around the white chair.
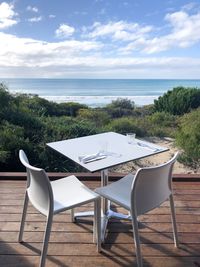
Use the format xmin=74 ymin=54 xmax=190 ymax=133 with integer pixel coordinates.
xmin=95 ymin=152 xmax=179 ymax=267
xmin=19 ymin=150 xmax=101 ymax=267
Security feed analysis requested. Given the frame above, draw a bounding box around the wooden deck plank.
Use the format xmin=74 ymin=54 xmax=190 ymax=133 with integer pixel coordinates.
xmin=1 ymin=220 xmax=200 ymax=233
xmin=1 ymin=242 xmax=200 ymax=257
xmin=1 ymin=255 xmax=200 ymax=267
xmin=1 ymin=231 xmax=200 ymax=244
xmin=1 ymin=213 xmax=200 ymax=223
xmin=3 ymin=198 xmax=200 ymax=207
xmin=0 ymin=205 xmax=200 ymax=216
xmin=0 ymin=179 xmax=200 ymax=267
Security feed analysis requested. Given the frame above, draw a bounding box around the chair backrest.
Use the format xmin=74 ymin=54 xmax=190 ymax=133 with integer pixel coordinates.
xmin=131 ymin=152 xmax=178 ymax=216
xmin=19 ymin=150 xmax=53 ymax=216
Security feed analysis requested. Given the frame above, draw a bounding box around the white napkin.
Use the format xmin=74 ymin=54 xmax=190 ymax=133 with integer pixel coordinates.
xmin=137 ymin=142 xmax=160 ymax=152
xmin=79 ymin=152 xmax=107 ymax=164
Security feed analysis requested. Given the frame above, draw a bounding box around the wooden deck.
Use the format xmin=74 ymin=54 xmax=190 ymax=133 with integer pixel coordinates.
xmin=1 ymin=177 xmax=200 ymax=267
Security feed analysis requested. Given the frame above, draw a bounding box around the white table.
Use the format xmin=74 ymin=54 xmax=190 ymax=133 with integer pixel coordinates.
xmin=47 ymin=132 xmax=168 ymax=240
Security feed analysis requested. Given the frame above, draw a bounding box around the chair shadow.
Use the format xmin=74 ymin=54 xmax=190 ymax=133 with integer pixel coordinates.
xmin=21 ymin=217 xmax=98 ymax=266
xmin=21 ymin=241 xmax=69 ymax=267
xmin=0 ymin=239 xmax=34 ymax=266
xmin=74 ymin=217 xmax=94 ymax=232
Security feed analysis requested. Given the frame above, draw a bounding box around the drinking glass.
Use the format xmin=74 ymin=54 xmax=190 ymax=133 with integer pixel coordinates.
xmin=99 ymin=140 xmax=108 ymax=154
xmin=126 ymin=133 xmax=136 ymax=144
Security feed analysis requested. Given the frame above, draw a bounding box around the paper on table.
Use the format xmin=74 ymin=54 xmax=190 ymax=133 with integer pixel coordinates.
xmin=79 ymin=152 xmax=107 ymax=164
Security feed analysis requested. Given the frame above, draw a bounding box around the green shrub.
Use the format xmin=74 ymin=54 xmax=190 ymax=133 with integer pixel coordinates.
xmin=0 ymin=83 xmax=15 ymax=120
xmin=58 ymin=102 xmax=88 ymax=117
xmin=134 ymin=104 xmax=154 ymax=117
xmin=105 ymin=117 xmax=145 ymax=136
xmin=154 ymin=87 xmax=200 ymax=115
xmin=107 ymin=98 xmax=135 ymax=109
xmin=78 ymin=108 xmax=110 ymax=127
xmin=42 ymin=116 xmax=97 ymax=141
xmin=176 ymin=108 xmax=200 ymax=167
xmin=146 ymin=112 xmax=177 ymax=137
xmin=105 ymin=98 xmax=135 ymax=118
xmin=16 ymin=94 xmax=87 ymax=117
xmin=0 ymin=121 xmax=30 ymax=171
xmin=130 ymin=112 xmax=177 ymax=137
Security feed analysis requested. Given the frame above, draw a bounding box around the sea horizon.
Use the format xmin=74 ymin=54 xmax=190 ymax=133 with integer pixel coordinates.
xmin=1 ymin=78 xmax=200 ymax=108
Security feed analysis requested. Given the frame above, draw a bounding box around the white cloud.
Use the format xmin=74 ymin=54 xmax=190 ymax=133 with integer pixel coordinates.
xmin=182 ymin=2 xmax=197 ymax=11
xmin=0 ymin=30 xmax=199 ymax=79
xmin=87 ymin=21 xmax=153 ymax=41
xmin=55 ymin=24 xmax=75 ymax=38
xmin=0 ymin=44 xmax=200 ymax=78
xmin=49 ymin=14 xmax=56 ymax=19
xmin=28 ymin=16 xmax=42 ymax=23
xmin=0 ymin=32 xmax=102 ymax=69
xmin=0 ymin=2 xmax=18 ymax=29
xmin=27 ymin=6 xmax=38 ymax=13
xmin=84 ymin=7 xmax=200 ymax=55
xmin=145 ymin=10 xmax=200 ymax=53
xmin=119 ymin=9 xmax=200 ymax=54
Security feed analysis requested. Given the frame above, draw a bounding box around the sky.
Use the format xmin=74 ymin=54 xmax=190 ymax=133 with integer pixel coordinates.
xmin=0 ymin=0 xmax=200 ymax=79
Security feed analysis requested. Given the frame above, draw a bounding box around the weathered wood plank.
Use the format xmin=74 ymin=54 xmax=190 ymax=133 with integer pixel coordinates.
xmin=0 ymin=220 xmax=200 ymax=234
xmin=1 ymin=199 xmax=200 ymax=210
xmin=0 ymin=205 xmax=95 ymax=215
xmin=1 ymin=242 xmax=200 ymax=258
xmin=1 ymin=231 xmax=200 ymax=244
xmin=1 ymin=255 xmax=200 ymax=267
xmin=0 ymin=213 xmax=200 ymax=223
xmin=0 ymin=204 xmax=200 ymax=216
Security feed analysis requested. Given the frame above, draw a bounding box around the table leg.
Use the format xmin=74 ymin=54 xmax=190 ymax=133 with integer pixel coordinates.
xmin=100 ymin=169 xmax=132 ymax=242
xmin=100 ymin=169 xmax=109 ymax=241
xmin=101 ymin=169 xmax=109 ymax=213
xmin=73 ymin=170 xmax=108 ymax=221
xmin=74 ymin=168 xmax=132 ymax=242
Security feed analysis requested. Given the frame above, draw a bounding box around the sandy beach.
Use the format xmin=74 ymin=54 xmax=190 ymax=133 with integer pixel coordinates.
xmin=112 ymin=137 xmax=199 ymax=174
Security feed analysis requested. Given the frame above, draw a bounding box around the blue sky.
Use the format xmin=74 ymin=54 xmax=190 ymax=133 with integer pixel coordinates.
xmin=0 ymin=0 xmax=200 ymax=78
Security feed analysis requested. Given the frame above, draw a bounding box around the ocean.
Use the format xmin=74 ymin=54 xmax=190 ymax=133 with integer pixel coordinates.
xmin=1 ymin=78 xmax=200 ymax=107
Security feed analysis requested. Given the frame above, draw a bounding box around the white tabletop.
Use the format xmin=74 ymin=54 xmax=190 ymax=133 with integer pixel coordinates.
xmin=47 ymin=132 xmax=168 ymax=172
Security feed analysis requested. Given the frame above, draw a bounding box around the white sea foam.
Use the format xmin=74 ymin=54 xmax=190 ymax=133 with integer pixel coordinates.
xmin=43 ymin=95 xmax=158 ymax=107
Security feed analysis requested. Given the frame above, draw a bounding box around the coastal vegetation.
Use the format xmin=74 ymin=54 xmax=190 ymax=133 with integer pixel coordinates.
xmin=176 ymin=108 xmax=200 ymax=168
xmin=154 ymin=86 xmax=200 ymax=115
xmin=0 ymin=83 xmax=199 ymax=171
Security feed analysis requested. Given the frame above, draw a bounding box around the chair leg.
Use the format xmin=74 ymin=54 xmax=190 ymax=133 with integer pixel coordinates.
xmin=132 ymin=214 xmax=143 ymax=267
xmin=39 ymin=214 xmax=53 ymax=267
xmin=169 ymin=194 xmax=179 ymax=247
xmin=93 ymin=201 xmax=97 ymax=244
xmin=18 ymin=191 xmax=29 ymax=243
xmin=71 ymin=208 xmax=75 ymax=222
xmin=94 ymin=198 xmax=101 ymax=252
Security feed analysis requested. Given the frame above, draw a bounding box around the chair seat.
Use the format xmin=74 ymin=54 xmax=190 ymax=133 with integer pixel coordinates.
xmin=95 ymin=173 xmax=135 ymax=210
xmin=52 ymin=175 xmax=99 ymax=214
